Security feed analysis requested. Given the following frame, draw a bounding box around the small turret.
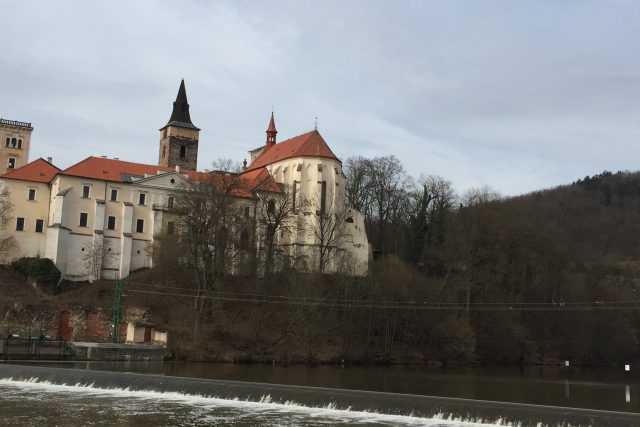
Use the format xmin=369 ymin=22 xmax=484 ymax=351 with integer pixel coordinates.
xmin=266 ymin=112 xmax=277 ymax=150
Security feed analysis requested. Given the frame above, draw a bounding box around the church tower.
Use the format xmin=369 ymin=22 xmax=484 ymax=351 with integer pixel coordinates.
xmin=0 ymin=118 xmax=33 ymax=175
xmin=159 ymin=79 xmax=200 ymax=171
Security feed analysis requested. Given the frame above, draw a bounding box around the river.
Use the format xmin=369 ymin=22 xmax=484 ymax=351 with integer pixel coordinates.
xmin=0 ymin=362 xmax=639 ymax=426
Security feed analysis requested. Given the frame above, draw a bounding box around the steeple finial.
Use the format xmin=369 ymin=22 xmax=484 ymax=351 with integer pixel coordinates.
xmin=266 ymin=111 xmax=277 ymax=149
xmin=167 ymin=79 xmax=196 ymax=127
xmin=314 ymin=116 xmax=318 ymax=131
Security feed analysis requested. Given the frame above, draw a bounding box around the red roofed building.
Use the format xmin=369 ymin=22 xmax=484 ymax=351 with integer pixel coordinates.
xmin=0 ymin=80 xmax=368 ymax=280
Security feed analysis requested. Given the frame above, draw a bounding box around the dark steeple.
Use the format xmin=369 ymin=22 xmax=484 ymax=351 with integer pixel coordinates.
xmin=266 ymin=111 xmax=277 ymax=149
xmin=165 ymin=79 xmax=199 ymax=129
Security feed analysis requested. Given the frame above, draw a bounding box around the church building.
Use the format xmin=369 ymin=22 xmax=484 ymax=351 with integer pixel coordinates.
xmin=0 ymin=81 xmax=369 ymax=280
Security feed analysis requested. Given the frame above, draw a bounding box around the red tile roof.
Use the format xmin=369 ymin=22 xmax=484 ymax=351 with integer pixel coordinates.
xmin=246 ymin=130 xmax=339 ymax=171
xmin=1 ymin=158 xmax=60 ymax=183
xmin=59 ymin=156 xmax=279 ymax=198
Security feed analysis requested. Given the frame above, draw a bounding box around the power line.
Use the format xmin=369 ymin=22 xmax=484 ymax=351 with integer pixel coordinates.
xmin=123 ymin=288 xmax=640 ymax=312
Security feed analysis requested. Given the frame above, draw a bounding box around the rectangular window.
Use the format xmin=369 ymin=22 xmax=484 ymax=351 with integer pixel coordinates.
xmin=320 ymin=181 xmax=327 ymax=214
xmin=79 ymin=212 xmax=88 ymax=227
xmin=180 ymin=145 xmax=186 ymax=158
xmin=139 ymin=193 xmax=146 ymax=205
xmin=28 ymin=188 xmax=36 ymax=201
xmin=35 ymin=219 xmax=44 ymax=233
xmin=136 ymin=219 xmax=144 ymax=233
xmin=244 ymin=206 xmax=250 ymax=217
xmin=167 ymin=196 xmax=174 ymax=208
xmin=293 ymin=181 xmax=301 ymax=212
xmin=110 ymin=189 xmax=118 ymax=201
xmin=8 ymin=158 xmax=16 ymax=169
xmin=16 ymin=217 xmax=24 ymax=231
xmin=82 ymin=185 xmax=91 ymax=198
xmin=167 ymin=221 xmax=175 ymax=235
xmin=107 ymin=216 xmax=116 ymax=230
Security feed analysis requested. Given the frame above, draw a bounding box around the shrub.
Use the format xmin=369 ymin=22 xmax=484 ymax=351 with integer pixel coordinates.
xmin=11 ymin=257 xmax=61 ymax=289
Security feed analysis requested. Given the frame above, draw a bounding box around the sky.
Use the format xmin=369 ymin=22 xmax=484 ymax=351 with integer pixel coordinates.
xmin=1 ymin=0 xmax=639 ymax=196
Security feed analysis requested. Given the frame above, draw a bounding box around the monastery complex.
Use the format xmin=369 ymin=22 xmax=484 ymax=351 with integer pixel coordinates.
xmin=0 ymin=81 xmax=370 ymax=281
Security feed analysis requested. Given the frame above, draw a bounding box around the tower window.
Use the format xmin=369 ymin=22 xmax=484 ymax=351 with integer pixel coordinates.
xmin=107 ymin=216 xmax=116 ymax=230
xmin=28 ymin=188 xmax=36 ymax=201
xmin=162 ymin=145 xmax=166 ymax=159
xmin=16 ymin=217 xmax=25 ymax=231
xmin=17 ymin=139 xmax=22 ymax=149
xmin=35 ymin=219 xmax=44 ymax=233
xmin=180 ymin=145 xmax=186 ymax=158
xmin=7 ymin=158 xmax=16 ymax=169
xmin=82 ymin=185 xmax=91 ymax=198
xmin=320 ymin=181 xmax=327 ymax=214
xmin=5 ymin=138 xmax=9 ymax=147
xmin=10 ymin=138 xmax=16 ymax=148
xmin=79 ymin=212 xmax=88 ymax=227
xmin=136 ymin=219 xmax=144 ymax=233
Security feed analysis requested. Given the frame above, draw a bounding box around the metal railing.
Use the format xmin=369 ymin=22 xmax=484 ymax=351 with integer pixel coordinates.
xmin=0 ymin=119 xmax=32 ymax=128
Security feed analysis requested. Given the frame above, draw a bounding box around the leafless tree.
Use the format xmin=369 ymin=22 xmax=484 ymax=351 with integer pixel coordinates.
xmin=255 ymin=185 xmax=296 ymax=289
xmin=172 ymin=165 xmax=247 ymax=343
xmin=309 ymin=197 xmax=349 ymax=274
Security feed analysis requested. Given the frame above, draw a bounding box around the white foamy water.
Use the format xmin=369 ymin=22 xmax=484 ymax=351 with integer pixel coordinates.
xmin=0 ymin=377 xmax=514 ymax=426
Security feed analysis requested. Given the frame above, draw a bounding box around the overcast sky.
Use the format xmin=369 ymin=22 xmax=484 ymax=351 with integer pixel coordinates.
xmin=2 ymin=0 xmax=639 ymax=195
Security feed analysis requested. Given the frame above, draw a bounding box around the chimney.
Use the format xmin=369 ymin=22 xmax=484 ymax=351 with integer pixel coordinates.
xmin=46 ymin=157 xmax=53 ymax=164
xmin=175 ymin=165 xmax=180 ymax=173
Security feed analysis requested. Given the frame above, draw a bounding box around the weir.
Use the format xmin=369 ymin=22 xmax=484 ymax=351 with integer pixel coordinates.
xmin=0 ymin=364 xmax=639 ymax=426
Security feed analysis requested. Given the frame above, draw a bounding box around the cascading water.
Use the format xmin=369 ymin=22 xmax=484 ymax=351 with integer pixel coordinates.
xmin=0 ymin=364 xmax=638 ymax=426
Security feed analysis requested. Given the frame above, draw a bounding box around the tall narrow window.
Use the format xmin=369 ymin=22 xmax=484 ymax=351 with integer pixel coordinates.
xmin=180 ymin=145 xmax=186 ymax=158
xmin=107 ymin=216 xmax=116 ymax=230
xmin=82 ymin=185 xmax=91 ymax=198
xmin=244 ymin=206 xmax=250 ymax=217
xmin=320 ymin=181 xmax=327 ymax=214
xmin=139 ymin=192 xmax=146 ymax=205
xmin=293 ymin=181 xmax=301 ymax=212
xmin=267 ymin=199 xmax=275 ymax=214
xmin=4 ymin=138 xmax=9 ymax=147
xmin=16 ymin=217 xmax=25 ymax=231
xmin=167 ymin=221 xmax=175 ymax=235
xmin=10 ymin=138 xmax=16 ymax=148
xmin=17 ymin=139 xmax=22 ymax=149
xmin=28 ymin=189 xmax=36 ymax=201
xmin=79 ymin=212 xmax=88 ymax=227
xmin=162 ymin=145 xmax=166 ymax=159
xmin=167 ymin=196 xmax=174 ymax=208
xmin=136 ymin=219 xmax=144 ymax=233
xmin=35 ymin=219 xmax=44 ymax=233
xmin=110 ymin=189 xmax=118 ymax=201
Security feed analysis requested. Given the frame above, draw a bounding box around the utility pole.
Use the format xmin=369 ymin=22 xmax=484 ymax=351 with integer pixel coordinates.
xmin=111 ymin=280 xmax=125 ymax=343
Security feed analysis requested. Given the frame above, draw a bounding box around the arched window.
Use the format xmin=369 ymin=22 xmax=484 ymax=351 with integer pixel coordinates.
xmin=10 ymin=138 xmax=17 ymax=148
xmin=267 ymin=199 xmax=276 ymax=214
xmin=5 ymin=138 xmax=9 ymax=147
xmin=17 ymin=139 xmax=22 ymax=148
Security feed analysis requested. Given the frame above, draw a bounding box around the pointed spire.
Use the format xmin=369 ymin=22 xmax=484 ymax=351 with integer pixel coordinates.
xmin=266 ymin=111 xmax=277 ymax=149
xmin=166 ymin=79 xmax=197 ymax=128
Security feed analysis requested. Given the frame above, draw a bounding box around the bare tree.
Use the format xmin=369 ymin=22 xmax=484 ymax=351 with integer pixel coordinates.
xmin=344 ymin=156 xmax=372 ymax=215
xmin=83 ymin=239 xmax=105 ymax=282
xmin=255 ymin=185 xmax=296 ymax=289
xmin=172 ymin=167 xmax=247 ymax=343
xmin=309 ymin=197 xmax=349 ymax=274
xmin=365 ymin=155 xmax=408 ymax=251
